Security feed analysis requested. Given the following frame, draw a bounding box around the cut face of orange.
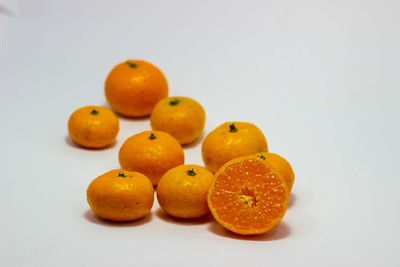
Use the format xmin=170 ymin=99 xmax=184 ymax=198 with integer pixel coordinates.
xmin=207 ymin=156 xmax=289 ymax=235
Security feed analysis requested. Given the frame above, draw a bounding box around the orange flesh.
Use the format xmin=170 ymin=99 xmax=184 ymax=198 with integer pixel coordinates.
xmin=208 ymin=159 xmax=288 ymax=235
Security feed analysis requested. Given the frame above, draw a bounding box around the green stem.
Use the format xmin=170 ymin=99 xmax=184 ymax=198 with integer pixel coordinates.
xmin=126 ymin=61 xmax=137 ymax=68
xmin=169 ymin=98 xmax=180 ymax=106
xmin=229 ymin=123 xmax=238 ymax=132
xmin=90 ymin=109 xmax=99 ymax=115
xmin=257 ymin=154 xmax=266 ymax=160
xmin=149 ymin=133 xmax=156 ymax=140
xmin=187 ymin=168 xmax=196 ymax=176
xmin=118 ymin=171 xmax=126 ymax=177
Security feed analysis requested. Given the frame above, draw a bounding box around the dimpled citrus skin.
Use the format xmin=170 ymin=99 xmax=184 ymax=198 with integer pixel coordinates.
xmin=150 ymin=96 xmax=206 ymax=145
xmin=105 ymin=60 xmax=168 ymax=117
xmin=207 ymin=155 xmax=289 ymax=235
xmin=157 ymin=164 xmax=213 ymax=219
xmin=201 ymin=122 xmax=268 ymax=173
xmin=87 ymin=169 xmax=154 ymax=222
xmin=119 ymin=130 xmax=185 ymax=186
xmin=253 ymin=152 xmax=295 ymax=191
xmin=68 ymin=106 xmax=119 ymax=148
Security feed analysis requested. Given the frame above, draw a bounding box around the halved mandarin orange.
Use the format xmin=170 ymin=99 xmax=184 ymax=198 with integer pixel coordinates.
xmin=207 ymin=155 xmax=289 ymax=235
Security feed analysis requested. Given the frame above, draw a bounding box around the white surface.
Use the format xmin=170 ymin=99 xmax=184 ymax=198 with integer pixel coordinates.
xmin=1 ymin=0 xmax=400 ymax=266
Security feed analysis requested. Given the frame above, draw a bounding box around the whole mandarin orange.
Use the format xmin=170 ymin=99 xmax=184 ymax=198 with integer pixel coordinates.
xmin=150 ymin=96 xmax=206 ymax=145
xmin=105 ymin=60 xmax=168 ymax=117
xmin=119 ymin=130 xmax=184 ymax=186
xmin=87 ymin=169 xmax=154 ymax=222
xmin=254 ymin=152 xmax=295 ymax=191
xmin=68 ymin=105 xmax=119 ymax=148
xmin=157 ymin=164 xmax=213 ymax=219
xmin=201 ymin=122 xmax=268 ymax=173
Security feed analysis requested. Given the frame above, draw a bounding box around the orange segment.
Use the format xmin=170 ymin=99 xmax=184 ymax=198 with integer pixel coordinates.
xmin=208 ymin=156 xmax=289 ymax=235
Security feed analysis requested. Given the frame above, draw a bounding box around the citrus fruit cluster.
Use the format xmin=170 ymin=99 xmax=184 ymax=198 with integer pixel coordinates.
xmin=68 ymin=59 xmax=294 ymax=236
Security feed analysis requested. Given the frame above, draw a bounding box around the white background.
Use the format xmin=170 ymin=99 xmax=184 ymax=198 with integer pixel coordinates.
xmin=1 ymin=0 xmax=400 ymax=266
